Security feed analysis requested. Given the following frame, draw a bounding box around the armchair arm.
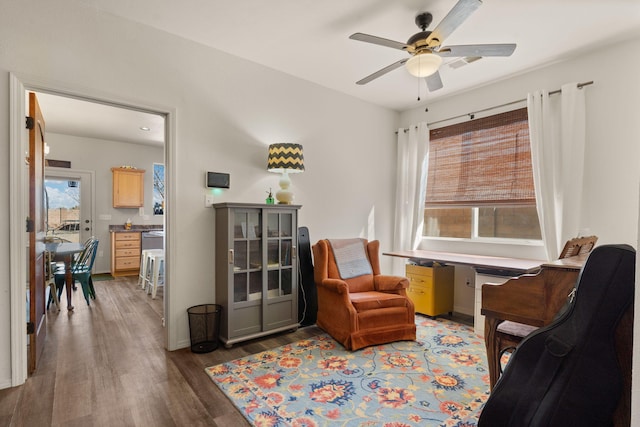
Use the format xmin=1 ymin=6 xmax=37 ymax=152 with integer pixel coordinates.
xmin=318 ymin=278 xmax=349 ymax=295
xmin=374 ymin=275 xmax=410 ymax=292
xmin=316 ymin=278 xmax=358 ymax=341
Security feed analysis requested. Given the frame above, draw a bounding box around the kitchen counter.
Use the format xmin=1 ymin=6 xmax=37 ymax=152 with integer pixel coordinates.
xmin=109 ymin=225 xmax=164 ymax=276
xmin=109 ymin=225 xmax=163 ymax=232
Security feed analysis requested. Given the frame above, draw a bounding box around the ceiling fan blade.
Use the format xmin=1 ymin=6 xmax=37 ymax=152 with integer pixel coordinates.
xmin=356 ymin=58 xmax=408 ymax=85
xmin=427 ymin=0 xmax=482 ymax=46
xmin=426 ymin=71 xmax=443 ymax=91
xmin=437 ymin=43 xmax=517 ymax=57
xmin=349 ymin=32 xmax=409 ymax=51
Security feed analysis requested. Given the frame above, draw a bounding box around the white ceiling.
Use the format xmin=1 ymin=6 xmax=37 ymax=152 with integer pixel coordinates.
xmin=35 ymin=92 xmax=165 ymax=146
xmin=36 ymin=0 xmax=640 ymax=144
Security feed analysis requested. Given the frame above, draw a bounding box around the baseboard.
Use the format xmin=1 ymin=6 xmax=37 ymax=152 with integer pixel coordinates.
xmin=0 ymin=378 xmax=13 ymax=390
xmin=177 ymin=338 xmax=191 ymax=350
xmin=454 ymin=304 xmax=474 ymax=317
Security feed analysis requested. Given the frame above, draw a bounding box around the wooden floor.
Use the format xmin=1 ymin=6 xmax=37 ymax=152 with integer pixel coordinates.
xmin=0 ymin=276 xmax=323 ymax=426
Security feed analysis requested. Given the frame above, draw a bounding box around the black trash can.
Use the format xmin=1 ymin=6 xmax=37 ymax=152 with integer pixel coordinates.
xmin=187 ymin=304 xmax=221 ymax=353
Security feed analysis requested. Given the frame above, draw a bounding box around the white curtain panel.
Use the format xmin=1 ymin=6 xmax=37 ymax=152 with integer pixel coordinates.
xmin=392 ymin=122 xmax=429 ymax=275
xmin=528 ymin=83 xmax=586 ymax=260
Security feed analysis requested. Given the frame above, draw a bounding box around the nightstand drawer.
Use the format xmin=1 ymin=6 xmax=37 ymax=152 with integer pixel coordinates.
xmin=406 ymin=264 xmax=434 ymax=279
xmin=407 ymin=286 xmax=436 ymax=312
xmin=407 ymin=274 xmax=434 ymax=288
xmin=405 ymin=264 xmax=454 ymax=317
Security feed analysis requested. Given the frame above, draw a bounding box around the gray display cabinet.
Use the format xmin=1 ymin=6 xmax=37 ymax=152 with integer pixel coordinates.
xmin=213 ymin=202 xmax=300 ymax=347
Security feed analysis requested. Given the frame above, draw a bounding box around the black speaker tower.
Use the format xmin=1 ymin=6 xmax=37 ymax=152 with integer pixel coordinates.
xmin=297 ymin=226 xmax=317 ymax=326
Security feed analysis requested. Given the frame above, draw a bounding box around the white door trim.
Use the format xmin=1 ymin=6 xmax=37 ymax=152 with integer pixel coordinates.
xmin=8 ymin=72 xmax=177 ymax=386
xmin=9 ymin=74 xmax=29 ymax=386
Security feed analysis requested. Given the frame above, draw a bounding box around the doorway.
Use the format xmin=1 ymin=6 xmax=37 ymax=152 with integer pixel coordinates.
xmin=45 ymin=168 xmax=95 ymax=245
xmin=9 ymin=73 xmax=174 ymax=385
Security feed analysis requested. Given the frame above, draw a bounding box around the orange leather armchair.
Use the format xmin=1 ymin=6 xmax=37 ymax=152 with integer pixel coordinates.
xmin=312 ymin=238 xmax=416 ymax=351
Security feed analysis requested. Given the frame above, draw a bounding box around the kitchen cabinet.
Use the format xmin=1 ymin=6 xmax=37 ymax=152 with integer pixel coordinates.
xmin=214 ymin=202 xmax=300 ymax=347
xmin=112 ymin=167 xmax=145 ymax=208
xmin=405 ymin=263 xmax=454 ymax=317
xmin=111 ymin=231 xmax=141 ymax=276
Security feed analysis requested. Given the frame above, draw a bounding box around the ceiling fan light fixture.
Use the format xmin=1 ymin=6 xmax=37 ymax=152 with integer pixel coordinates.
xmin=406 ymin=52 xmax=442 ymax=77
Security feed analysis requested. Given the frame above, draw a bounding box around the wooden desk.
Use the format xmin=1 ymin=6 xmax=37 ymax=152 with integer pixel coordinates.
xmin=383 ymin=250 xmax=543 ymax=275
xmin=481 ymin=254 xmax=586 ymax=388
xmin=385 ymin=250 xmax=546 ymax=333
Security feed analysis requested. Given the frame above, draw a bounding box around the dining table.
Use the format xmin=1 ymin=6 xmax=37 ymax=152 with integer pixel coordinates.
xmin=45 ymin=241 xmax=84 ymax=311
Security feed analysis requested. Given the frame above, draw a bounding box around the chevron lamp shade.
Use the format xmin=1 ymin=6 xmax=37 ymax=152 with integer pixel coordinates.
xmin=267 ymin=143 xmax=304 ymax=204
xmin=267 ymin=143 xmax=305 ymax=173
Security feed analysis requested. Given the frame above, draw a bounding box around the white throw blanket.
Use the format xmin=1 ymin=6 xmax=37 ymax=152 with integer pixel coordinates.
xmin=328 ymin=238 xmax=373 ymax=279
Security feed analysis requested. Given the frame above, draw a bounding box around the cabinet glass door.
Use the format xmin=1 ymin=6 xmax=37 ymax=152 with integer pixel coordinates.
xmin=266 ymin=211 xmax=294 ymax=299
xmin=233 ymin=211 xmax=262 ymax=303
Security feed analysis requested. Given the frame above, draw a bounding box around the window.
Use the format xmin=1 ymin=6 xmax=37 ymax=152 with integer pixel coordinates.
xmin=45 ymin=178 xmax=80 ymax=241
xmin=424 ymin=108 xmax=541 ymax=240
xmin=153 ymin=163 xmax=165 ymax=215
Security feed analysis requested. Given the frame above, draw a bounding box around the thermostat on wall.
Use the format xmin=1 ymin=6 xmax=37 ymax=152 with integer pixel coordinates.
xmin=206 ymin=171 xmax=230 ymax=188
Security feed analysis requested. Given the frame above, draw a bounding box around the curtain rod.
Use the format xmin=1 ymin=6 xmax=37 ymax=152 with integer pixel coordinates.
xmin=398 ymin=80 xmax=594 ymax=133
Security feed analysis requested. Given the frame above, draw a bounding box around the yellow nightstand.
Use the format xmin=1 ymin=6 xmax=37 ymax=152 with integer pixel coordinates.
xmin=406 ymin=264 xmax=454 ymax=317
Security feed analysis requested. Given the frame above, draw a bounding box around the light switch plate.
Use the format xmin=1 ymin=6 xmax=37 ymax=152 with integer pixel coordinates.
xmin=205 ymin=194 xmax=215 ymax=208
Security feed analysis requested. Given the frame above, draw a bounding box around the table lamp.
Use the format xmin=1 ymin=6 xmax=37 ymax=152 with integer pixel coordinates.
xmin=267 ymin=143 xmax=304 ymax=204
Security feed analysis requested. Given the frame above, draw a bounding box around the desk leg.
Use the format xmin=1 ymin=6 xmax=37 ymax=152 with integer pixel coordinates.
xmin=484 ymin=317 xmax=500 ymax=390
xmin=65 ymin=257 xmax=74 ymax=311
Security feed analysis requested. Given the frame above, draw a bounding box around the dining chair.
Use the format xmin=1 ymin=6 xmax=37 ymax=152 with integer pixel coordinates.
xmin=44 ymin=250 xmax=60 ymax=311
xmin=70 ymin=236 xmax=98 ymax=290
xmin=53 ymin=238 xmax=100 ymax=306
xmin=54 ymin=236 xmax=97 ymax=290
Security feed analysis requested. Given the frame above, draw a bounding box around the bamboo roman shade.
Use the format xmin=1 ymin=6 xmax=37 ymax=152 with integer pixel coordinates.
xmin=426 ymin=108 xmax=534 ymax=207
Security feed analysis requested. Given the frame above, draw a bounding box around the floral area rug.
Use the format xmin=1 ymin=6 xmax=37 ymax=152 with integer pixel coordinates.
xmin=205 ymin=316 xmax=490 ymax=426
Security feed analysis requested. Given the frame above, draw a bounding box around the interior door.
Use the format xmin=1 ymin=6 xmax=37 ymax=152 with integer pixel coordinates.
xmin=45 ymin=168 xmax=94 ymax=244
xmin=28 ymin=92 xmax=47 ymax=374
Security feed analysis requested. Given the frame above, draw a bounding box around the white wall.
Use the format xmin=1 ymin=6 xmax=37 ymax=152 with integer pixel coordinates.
xmin=45 ymin=133 xmax=164 ymax=274
xmin=0 ymin=0 xmax=399 ymax=385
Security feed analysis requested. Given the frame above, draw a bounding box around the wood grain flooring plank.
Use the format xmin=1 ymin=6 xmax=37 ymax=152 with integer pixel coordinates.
xmin=0 ymin=387 xmax=20 ymax=426
xmin=3 ymin=276 xmax=324 ymax=426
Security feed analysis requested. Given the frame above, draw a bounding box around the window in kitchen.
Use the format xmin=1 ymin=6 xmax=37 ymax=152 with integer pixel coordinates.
xmin=424 ymin=108 xmax=542 ymax=241
xmin=153 ymin=163 xmax=165 ymax=215
xmin=44 ymin=178 xmax=80 ymax=242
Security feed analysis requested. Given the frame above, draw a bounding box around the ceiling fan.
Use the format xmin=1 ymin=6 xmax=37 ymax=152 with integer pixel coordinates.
xmin=350 ymin=0 xmax=516 ymax=91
